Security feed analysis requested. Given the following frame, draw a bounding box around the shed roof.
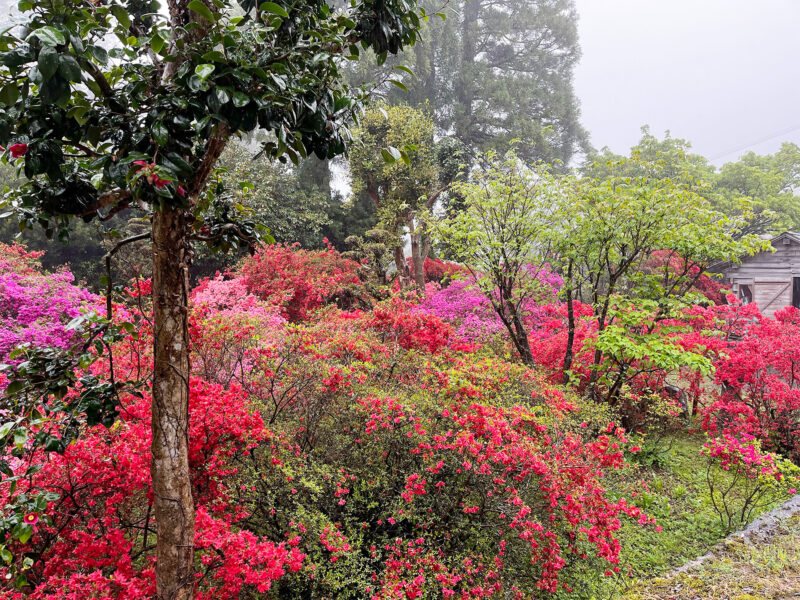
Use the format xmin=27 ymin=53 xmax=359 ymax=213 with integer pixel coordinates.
xmin=770 ymin=231 xmax=800 ymax=245
xmin=709 ymin=231 xmax=800 ymax=275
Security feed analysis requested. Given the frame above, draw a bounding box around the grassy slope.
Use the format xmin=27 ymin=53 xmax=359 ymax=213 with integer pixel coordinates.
xmin=622 ymin=513 xmax=800 ymax=600
xmin=569 ymin=434 xmax=792 ymax=599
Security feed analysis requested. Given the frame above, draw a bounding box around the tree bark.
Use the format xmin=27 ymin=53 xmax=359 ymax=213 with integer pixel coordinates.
xmin=408 ymin=217 xmax=426 ymax=293
xmin=497 ymin=298 xmax=534 ymax=366
xmin=151 ymin=205 xmax=194 ymax=600
xmin=510 ymin=310 xmax=534 ymax=366
xmin=455 ymin=0 xmax=480 ymax=144
xmin=562 ymin=260 xmax=575 ymax=383
xmin=393 ymin=244 xmax=410 ymax=288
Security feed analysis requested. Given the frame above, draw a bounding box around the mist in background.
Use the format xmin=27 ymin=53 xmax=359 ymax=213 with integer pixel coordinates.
xmin=574 ymin=0 xmax=800 ymax=164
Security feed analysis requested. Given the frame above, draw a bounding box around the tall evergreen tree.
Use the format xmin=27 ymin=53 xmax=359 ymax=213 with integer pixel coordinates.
xmin=348 ymin=0 xmax=590 ymax=165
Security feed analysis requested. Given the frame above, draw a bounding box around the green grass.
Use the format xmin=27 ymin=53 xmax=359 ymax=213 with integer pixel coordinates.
xmin=621 ymin=513 xmax=800 ymax=600
xmin=620 ymin=435 xmax=725 ymax=573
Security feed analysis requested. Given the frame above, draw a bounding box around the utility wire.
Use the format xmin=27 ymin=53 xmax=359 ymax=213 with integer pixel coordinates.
xmin=709 ymin=123 xmax=800 ymax=162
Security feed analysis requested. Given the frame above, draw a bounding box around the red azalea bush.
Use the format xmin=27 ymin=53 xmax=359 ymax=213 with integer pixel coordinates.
xmin=240 ymin=243 xmax=370 ymax=321
xmin=703 ymin=305 xmax=800 ymax=461
xmin=224 ymin=331 xmax=652 ymax=599
xmin=640 ymin=250 xmax=728 ymax=306
xmin=0 ymin=378 xmax=304 ymax=599
xmin=186 ymin=282 xmax=656 ymax=598
xmin=406 ymin=257 xmax=468 ymax=284
xmin=525 ymin=298 xmax=720 ymax=432
xmin=370 ymin=297 xmax=453 ymax=353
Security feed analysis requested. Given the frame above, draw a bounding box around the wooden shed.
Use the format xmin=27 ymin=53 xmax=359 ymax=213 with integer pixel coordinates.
xmin=713 ymin=232 xmax=800 ymax=318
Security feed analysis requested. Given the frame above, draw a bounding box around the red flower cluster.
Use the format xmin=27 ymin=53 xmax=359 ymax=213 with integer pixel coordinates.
xmin=406 ymin=256 xmax=468 ymax=284
xmin=240 ymin=243 xmax=368 ymax=321
xmin=370 ymin=297 xmax=453 ymax=353
xmin=703 ymin=305 xmax=800 ymax=460
xmin=0 ymin=378 xmax=304 ymax=599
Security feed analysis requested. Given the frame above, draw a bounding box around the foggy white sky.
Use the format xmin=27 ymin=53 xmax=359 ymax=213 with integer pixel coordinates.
xmin=574 ymin=0 xmax=800 ymax=164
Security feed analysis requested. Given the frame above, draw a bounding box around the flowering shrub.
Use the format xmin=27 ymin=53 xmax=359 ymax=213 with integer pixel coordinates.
xmin=240 ymin=243 xmax=371 ymax=321
xmin=0 ymin=379 xmax=304 ymax=598
xmin=702 ymin=434 xmax=800 ymax=532
xmin=0 ymin=244 xmax=99 ymax=366
xmin=0 ymin=246 xmax=659 ymax=599
xmin=231 ymin=345 xmax=653 ymax=598
xmin=417 ymin=279 xmax=505 ymax=343
xmin=370 ymin=297 xmax=452 ymax=353
xmin=417 ymin=266 xmax=562 ymax=345
xmin=703 ymin=305 xmax=800 ymax=461
xmin=406 ymin=256 xmax=468 ymax=284
xmin=190 ymin=273 xmax=286 ymax=384
xmin=641 ymin=250 xmax=728 ymax=305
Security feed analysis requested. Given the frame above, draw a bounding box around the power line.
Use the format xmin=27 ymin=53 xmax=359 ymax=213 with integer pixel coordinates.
xmin=709 ymin=123 xmax=800 ymax=162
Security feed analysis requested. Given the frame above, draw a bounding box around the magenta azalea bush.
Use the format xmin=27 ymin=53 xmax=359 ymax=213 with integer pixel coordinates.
xmin=0 ymin=244 xmax=100 ymax=366
xmin=417 ymin=265 xmax=562 ymax=344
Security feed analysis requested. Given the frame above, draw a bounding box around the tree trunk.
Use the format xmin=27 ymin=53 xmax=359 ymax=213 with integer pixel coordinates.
xmin=511 ymin=311 xmax=534 ymax=366
xmin=499 ymin=299 xmax=534 ymax=366
xmin=562 ymin=261 xmax=575 ymax=383
xmin=151 ymin=206 xmax=195 ymax=600
xmin=455 ymin=0 xmax=480 ymax=144
xmin=409 ymin=220 xmax=426 ymax=293
xmin=393 ymin=245 xmax=410 ymax=288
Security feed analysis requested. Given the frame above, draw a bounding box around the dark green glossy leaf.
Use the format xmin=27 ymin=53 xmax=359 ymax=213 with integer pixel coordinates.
xmin=152 ymin=121 xmax=168 ymax=146
xmin=187 ymin=0 xmax=216 ymax=23
xmin=232 ymin=90 xmax=250 ymax=107
xmin=87 ymin=44 xmax=108 ymax=65
xmin=57 ymin=54 xmax=81 ymax=82
xmin=215 ymin=87 xmax=230 ymax=104
xmin=37 ymin=46 xmax=59 ymax=81
xmin=111 ymin=5 xmax=131 ymax=30
xmin=32 ymin=27 xmax=65 ymax=47
xmin=195 ymin=63 xmax=214 ymax=80
xmin=259 ymin=1 xmax=288 ymax=18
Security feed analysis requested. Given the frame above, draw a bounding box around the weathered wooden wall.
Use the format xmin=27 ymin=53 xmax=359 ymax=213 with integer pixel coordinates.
xmin=718 ymin=235 xmax=800 ymax=318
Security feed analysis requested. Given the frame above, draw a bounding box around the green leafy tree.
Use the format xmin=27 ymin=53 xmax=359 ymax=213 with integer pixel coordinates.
xmin=715 ymin=142 xmax=800 ymax=235
xmin=217 ymin=143 xmax=331 ymax=248
xmin=321 ymin=189 xmax=379 ymax=249
xmin=584 ymin=127 xmax=716 ymax=190
xmin=555 ymin=159 xmax=768 ymax=400
xmin=341 ymin=227 xmax=396 ymax=289
xmin=349 ymin=104 xmax=464 ymax=290
xmin=0 ymin=0 xmax=424 ymax=597
xmin=437 ymin=150 xmax=560 ymax=364
xmin=585 ymin=129 xmax=800 ymax=236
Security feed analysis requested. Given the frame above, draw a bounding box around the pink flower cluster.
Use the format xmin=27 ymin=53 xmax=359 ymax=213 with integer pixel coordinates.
xmin=0 ymin=244 xmax=100 ymax=368
xmin=417 ymin=266 xmax=562 ymax=344
xmin=191 ymin=273 xmax=285 ymax=329
xmin=701 ymin=434 xmax=786 ymax=481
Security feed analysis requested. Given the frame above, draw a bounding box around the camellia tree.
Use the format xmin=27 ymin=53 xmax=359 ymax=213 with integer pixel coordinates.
xmin=0 ymin=0 xmax=426 ymax=597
